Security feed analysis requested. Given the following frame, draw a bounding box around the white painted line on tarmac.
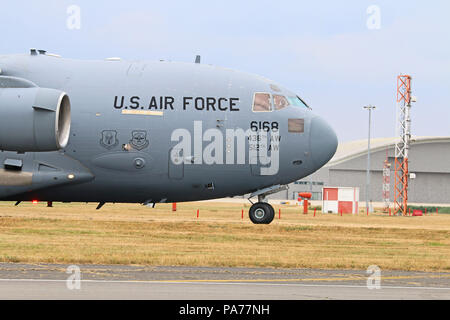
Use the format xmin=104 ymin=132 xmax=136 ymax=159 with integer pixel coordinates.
xmin=0 ymin=279 xmax=449 ymax=291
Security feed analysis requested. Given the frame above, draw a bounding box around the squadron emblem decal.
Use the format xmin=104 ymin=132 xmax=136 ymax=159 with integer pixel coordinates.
xmin=100 ymin=130 xmax=118 ymax=149
xmin=130 ymin=130 xmax=149 ymax=150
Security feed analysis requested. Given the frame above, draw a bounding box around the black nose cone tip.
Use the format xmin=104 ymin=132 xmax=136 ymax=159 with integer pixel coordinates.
xmin=309 ymin=116 xmax=338 ymax=168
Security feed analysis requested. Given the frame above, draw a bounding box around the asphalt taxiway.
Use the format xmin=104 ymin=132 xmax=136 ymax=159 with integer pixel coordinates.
xmin=0 ymin=263 xmax=448 ymax=300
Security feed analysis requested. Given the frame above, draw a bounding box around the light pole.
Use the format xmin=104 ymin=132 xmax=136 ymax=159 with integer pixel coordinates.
xmin=364 ymin=105 xmax=376 ymax=213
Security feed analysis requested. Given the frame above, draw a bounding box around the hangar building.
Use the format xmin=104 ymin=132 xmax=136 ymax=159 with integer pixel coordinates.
xmin=271 ymin=136 xmax=450 ymax=205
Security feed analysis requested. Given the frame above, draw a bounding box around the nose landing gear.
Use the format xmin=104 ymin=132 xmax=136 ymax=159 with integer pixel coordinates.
xmin=249 ymin=202 xmax=275 ymax=224
xmin=247 ymin=184 xmax=288 ymax=225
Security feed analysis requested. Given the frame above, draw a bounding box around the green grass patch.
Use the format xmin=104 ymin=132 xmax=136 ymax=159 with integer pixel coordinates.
xmin=409 ymin=206 xmax=450 ymax=214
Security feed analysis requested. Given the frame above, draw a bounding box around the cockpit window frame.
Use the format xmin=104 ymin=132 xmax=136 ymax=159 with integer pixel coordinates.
xmin=288 ymin=96 xmax=310 ymax=109
xmin=252 ymin=92 xmax=273 ymax=113
xmin=273 ymin=94 xmax=290 ymax=111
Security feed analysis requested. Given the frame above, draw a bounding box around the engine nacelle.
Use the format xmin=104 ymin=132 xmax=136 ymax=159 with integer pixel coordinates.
xmin=0 ymin=87 xmax=71 ymax=152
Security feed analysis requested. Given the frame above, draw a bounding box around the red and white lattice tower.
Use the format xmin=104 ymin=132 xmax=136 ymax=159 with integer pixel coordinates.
xmin=393 ymin=75 xmax=412 ymax=216
xmin=382 ymin=158 xmax=391 ymax=212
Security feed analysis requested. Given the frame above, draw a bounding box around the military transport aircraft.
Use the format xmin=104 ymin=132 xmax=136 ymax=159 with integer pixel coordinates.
xmin=0 ymin=50 xmax=337 ymax=224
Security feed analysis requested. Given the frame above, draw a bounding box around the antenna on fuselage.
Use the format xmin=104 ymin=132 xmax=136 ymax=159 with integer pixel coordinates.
xmin=96 ymin=202 xmax=105 ymax=210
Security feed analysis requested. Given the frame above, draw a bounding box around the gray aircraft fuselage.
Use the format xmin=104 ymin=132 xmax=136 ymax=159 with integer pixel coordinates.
xmin=0 ymin=53 xmax=337 ymax=204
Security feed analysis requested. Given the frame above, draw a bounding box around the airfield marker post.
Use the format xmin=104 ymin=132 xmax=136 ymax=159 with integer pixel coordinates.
xmin=241 ymin=209 xmax=244 ymax=220
xmin=314 ymin=208 xmax=316 ymax=217
xmin=172 ymin=203 xmax=177 ymax=212
xmin=279 ymin=208 xmax=281 ymax=219
xmin=197 ymin=209 xmax=199 ymax=219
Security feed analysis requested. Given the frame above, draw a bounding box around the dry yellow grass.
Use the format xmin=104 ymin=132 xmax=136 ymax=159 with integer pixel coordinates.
xmin=0 ymin=201 xmax=449 ymax=272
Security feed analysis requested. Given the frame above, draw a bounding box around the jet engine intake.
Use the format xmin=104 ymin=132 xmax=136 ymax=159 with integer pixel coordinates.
xmin=0 ymin=87 xmax=71 ymax=152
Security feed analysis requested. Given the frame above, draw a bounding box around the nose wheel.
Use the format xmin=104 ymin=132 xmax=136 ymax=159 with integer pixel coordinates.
xmin=249 ymin=202 xmax=275 ymax=224
xmin=247 ymin=185 xmax=287 ymax=225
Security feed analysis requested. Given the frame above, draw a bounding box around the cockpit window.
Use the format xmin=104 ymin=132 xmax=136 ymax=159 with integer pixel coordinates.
xmin=252 ymin=93 xmax=272 ymax=112
xmin=273 ymin=95 xmax=290 ymax=110
xmin=288 ymin=96 xmax=309 ymax=108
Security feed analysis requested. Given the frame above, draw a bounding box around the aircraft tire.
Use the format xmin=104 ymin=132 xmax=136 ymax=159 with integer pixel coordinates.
xmin=266 ymin=203 xmax=275 ymax=224
xmin=249 ymin=202 xmax=275 ymax=224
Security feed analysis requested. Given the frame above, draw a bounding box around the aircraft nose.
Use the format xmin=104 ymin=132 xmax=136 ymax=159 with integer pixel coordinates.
xmin=309 ymin=116 xmax=338 ymax=168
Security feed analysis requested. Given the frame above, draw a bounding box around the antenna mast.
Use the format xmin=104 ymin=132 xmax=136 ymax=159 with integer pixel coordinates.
xmin=393 ymin=75 xmax=412 ymax=216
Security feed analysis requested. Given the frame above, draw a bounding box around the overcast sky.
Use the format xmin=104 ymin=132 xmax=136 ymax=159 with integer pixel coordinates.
xmin=1 ymin=0 xmax=449 ymax=142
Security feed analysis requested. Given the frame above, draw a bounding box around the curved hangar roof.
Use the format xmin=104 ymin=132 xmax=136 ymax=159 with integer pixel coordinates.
xmin=327 ymin=136 xmax=450 ymax=167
